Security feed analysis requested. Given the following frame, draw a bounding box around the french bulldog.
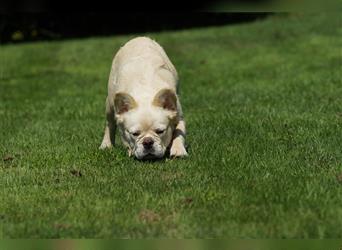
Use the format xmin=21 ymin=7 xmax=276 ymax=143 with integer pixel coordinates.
xmin=99 ymin=37 xmax=188 ymax=160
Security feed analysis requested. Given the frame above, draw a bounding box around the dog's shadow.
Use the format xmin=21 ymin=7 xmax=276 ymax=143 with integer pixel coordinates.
xmin=102 ymin=143 xmax=190 ymax=163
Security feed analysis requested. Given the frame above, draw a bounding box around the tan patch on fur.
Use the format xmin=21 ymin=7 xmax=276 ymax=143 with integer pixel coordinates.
xmin=140 ymin=117 xmax=153 ymax=132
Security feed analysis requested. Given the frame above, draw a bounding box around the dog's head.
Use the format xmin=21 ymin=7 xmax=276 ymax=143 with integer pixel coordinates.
xmin=114 ymin=88 xmax=178 ymax=160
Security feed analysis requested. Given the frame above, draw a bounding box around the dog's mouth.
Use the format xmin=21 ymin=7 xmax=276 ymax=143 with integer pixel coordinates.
xmin=142 ymin=153 xmax=157 ymax=160
xmin=137 ymin=151 xmax=165 ymax=161
xmin=133 ymin=146 xmax=165 ymax=160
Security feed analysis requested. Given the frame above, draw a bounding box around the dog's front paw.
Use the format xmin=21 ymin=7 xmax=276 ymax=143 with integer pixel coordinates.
xmin=170 ymin=142 xmax=188 ymax=158
xmin=99 ymin=140 xmax=113 ymax=150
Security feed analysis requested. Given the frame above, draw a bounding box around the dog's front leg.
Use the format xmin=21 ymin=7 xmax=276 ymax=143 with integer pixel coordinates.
xmin=99 ymin=97 xmax=116 ymax=149
xmin=170 ymin=119 xmax=188 ymax=158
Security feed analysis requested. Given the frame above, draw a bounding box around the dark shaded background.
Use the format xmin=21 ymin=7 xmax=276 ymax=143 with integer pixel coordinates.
xmin=0 ymin=12 xmax=269 ymax=44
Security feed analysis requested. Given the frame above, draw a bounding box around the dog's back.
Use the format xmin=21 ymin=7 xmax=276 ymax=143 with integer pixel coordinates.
xmin=109 ymin=37 xmax=178 ymax=103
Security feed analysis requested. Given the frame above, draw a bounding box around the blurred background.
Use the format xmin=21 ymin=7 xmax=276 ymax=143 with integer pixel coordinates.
xmin=1 ymin=240 xmax=342 ymax=250
xmin=0 ymin=12 xmax=269 ymax=44
xmin=1 ymin=0 xmax=333 ymax=44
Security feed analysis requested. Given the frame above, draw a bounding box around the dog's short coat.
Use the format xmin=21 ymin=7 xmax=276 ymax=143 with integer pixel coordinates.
xmin=100 ymin=37 xmax=187 ymax=159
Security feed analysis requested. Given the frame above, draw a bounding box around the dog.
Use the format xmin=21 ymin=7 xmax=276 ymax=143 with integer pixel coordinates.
xmin=99 ymin=37 xmax=188 ymax=160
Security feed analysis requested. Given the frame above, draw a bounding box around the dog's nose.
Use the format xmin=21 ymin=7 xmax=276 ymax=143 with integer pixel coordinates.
xmin=142 ymin=137 xmax=154 ymax=149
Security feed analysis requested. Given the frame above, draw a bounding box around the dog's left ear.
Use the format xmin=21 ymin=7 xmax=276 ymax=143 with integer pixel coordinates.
xmin=152 ymin=89 xmax=177 ymax=111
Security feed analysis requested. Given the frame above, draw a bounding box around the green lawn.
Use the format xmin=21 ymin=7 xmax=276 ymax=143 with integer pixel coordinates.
xmin=1 ymin=12 xmax=342 ymax=238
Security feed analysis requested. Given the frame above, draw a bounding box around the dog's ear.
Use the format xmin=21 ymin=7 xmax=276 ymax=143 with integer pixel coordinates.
xmin=114 ymin=92 xmax=137 ymax=114
xmin=152 ymin=89 xmax=177 ymax=111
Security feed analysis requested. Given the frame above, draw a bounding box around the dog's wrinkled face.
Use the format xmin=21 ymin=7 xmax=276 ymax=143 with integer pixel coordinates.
xmin=114 ymin=89 xmax=178 ymax=160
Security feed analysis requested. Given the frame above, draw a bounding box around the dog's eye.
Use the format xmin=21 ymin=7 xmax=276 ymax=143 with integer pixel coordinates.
xmin=155 ymin=129 xmax=165 ymax=134
xmin=131 ymin=131 xmax=141 ymax=137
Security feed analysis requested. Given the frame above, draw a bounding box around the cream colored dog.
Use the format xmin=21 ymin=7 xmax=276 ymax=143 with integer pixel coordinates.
xmin=99 ymin=37 xmax=188 ymax=160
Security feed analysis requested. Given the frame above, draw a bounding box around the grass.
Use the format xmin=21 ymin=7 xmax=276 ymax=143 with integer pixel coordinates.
xmin=1 ymin=12 xmax=342 ymax=238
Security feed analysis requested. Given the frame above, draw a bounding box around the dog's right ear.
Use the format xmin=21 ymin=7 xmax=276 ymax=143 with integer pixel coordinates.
xmin=114 ymin=92 xmax=137 ymax=115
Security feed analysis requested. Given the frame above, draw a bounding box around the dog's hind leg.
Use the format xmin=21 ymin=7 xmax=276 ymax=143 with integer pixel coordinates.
xmin=99 ymin=97 xmax=116 ymax=149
